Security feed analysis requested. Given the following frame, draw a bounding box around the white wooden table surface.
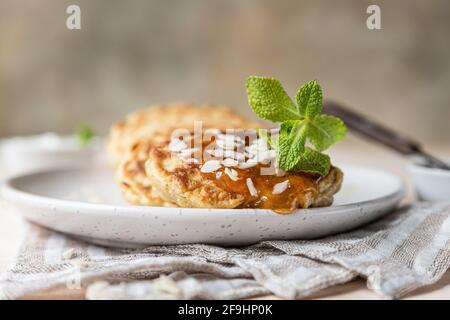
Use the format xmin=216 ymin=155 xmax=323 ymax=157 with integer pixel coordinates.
xmin=1 ymin=135 xmax=449 ymax=299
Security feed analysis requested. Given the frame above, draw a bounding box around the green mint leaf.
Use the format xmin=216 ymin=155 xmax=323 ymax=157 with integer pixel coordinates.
xmin=293 ymin=147 xmax=331 ymax=176
xmin=296 ymin=80 xmax=322 ymax=118
xmin=76 ymin=125 xmax=95 ymax=147
xmin=246 ymin=76 xmax=347 ymax=176
xmin=276 ymin=120 xmax=307 ymax=170
xmin=307 ymin=114 xmax=347 ymax=151
xmin=246 ymin=76 xmax=300 ymax=122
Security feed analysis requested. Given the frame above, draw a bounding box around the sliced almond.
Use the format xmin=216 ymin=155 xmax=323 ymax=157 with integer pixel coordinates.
xmin=245 ymin=145 xmax=259 ymax=155
xmin=206 ymin=148 xmax=224 ymax=158
xmin=218 ymin=133 xmax=236 ymax=140
xmin=251 ymin=139 xmax=268 ymax=150
xmin=257 ymin=150 xmax=276 ymax=164
xmin=238 ymin=159 xmax=258 ymax=169
xmin=235 ymin=153 xmax=246 ymax=162
xmin=224 ymin=150 xmax=245 ymax=161
xmin=168 ymin=139 xmax=188 ymax=152
xmin=216 ymin=139 xmax=238 ymax=150
xmin=224 ymin=168 xmax=239 ymax=181
xmin=218 ymin=133 xmax=243 ymax=143
xmin=245 ymin=152 xmax=256 ymax=159
xmin=272 ymin=180 xmax=290 ymax=195
xmin=246 ymin=178 xmax=258 ymax=197
xmin=222 ymin=158 xmax=239 ymax=167
xmin=200 ymin=160 xmax=222 ymax=173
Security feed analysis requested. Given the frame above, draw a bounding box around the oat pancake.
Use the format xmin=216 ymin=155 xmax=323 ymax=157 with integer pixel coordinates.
xmin=145 ymin=135 xmax=343 ymax=211
xmin=107 ymin=102 xmax=262 ymax=168
xmin=112 ymin=103 xmax=263 ymax=206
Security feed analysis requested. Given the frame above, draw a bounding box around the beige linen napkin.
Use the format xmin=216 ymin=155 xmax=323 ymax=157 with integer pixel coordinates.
xmin=1 ymin=202 xmax=449 ymax=299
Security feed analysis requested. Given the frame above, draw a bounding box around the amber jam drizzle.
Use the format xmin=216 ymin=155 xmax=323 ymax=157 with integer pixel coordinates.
xmin=182 ymin=133 xmax=322 ymax=213
xmin=203 ymin=164 xmax=320 ymax=213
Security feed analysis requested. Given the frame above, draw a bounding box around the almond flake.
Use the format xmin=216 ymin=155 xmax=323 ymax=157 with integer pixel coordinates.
xmin=224 ymin=168 xmax=239 ymax=181
xmin=218 ymin=133 xmax=243 ymax=143
xmin=215 ymin=171 xmax=223 ymax=179
xmin=206 ymin=149 xmax=224 ymax=158
xmin=272 ymin=180 xmax=290 ymax=195
xmin=257 ymin=149 xmax=276 ymax=164
xmin=251 ymin=139 xmax=268 ymax=150
xmin=200 ymin=160 xmax=222 ymax=173
xmin=238 ymin=159 xmax=258 ymax=169
xmin=258 ymin=139 xmax=269 ymax=147
xmin=216 ymin=139 xmax=238 ymax=150
xmin=218 ymin=133 xmax=235 ymax=140
xmin=224 ymin=150 xmax=245 ymax=161
xmin=222 ymin=158 xmax=239 ymax=167
xmin=245 ymin=152 xmax=256 ymax=159
xmin=246 ymin=178 xmax=258 ymax=196
xmin=235 ymin=153 xmax=246 ymax=162
xmin=245 ymin=145 xmax=259 ymax=155
xmin=168 ymin=139 xmax=188 ymax=152
xmin=267 ymin=149 xmax=277 ymax=157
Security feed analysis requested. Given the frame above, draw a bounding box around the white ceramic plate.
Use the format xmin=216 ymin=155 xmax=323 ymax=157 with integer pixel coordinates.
xmin=1 ymin=165 xmax=404 ymax=247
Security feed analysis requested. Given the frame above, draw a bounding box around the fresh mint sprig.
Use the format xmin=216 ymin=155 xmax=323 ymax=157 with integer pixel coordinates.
xmin=246 ymin=76 xmax=346 ymax=176
xmin=76 ymin=125 xmax=95 ymax=147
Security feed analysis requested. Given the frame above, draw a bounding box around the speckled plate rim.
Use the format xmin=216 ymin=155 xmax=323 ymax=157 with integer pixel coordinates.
xmin=0 ymin=165 xmax=406 ymax=245
xmin=1 ymin=165 xmax=406 ymax=218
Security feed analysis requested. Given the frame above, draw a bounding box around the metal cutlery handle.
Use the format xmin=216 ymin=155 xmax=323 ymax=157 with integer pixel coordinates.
xmin=323 ymin=100 xmax=450 ymax=170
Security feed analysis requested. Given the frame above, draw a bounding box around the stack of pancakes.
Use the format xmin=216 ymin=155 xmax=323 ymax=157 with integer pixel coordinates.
xmin=107 ymin=102 xmax=263 ymax=207
xmin=107 ymin=102 xmax=343 ymax=210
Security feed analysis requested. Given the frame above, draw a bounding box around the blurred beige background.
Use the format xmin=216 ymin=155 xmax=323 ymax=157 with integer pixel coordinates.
xmin=0 ymin=0 xmax=449 ymax=142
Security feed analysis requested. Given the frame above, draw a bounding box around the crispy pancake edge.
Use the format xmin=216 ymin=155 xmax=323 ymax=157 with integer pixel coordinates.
xmin=145 ymin=145 xmax=343 ymax=209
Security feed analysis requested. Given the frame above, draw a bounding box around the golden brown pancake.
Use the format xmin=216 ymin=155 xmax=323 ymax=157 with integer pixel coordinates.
xmin=107 ymin=102 xmax=262 ymax=168
xmin=111 ymin=103 xmax=263 ymax=206
xmin=145 ymin=138 xmax=343 ymax=212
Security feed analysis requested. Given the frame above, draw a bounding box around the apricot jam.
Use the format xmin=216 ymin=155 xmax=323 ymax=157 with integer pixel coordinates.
xmin=202 ymin=164 xmax=320 ymax=213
